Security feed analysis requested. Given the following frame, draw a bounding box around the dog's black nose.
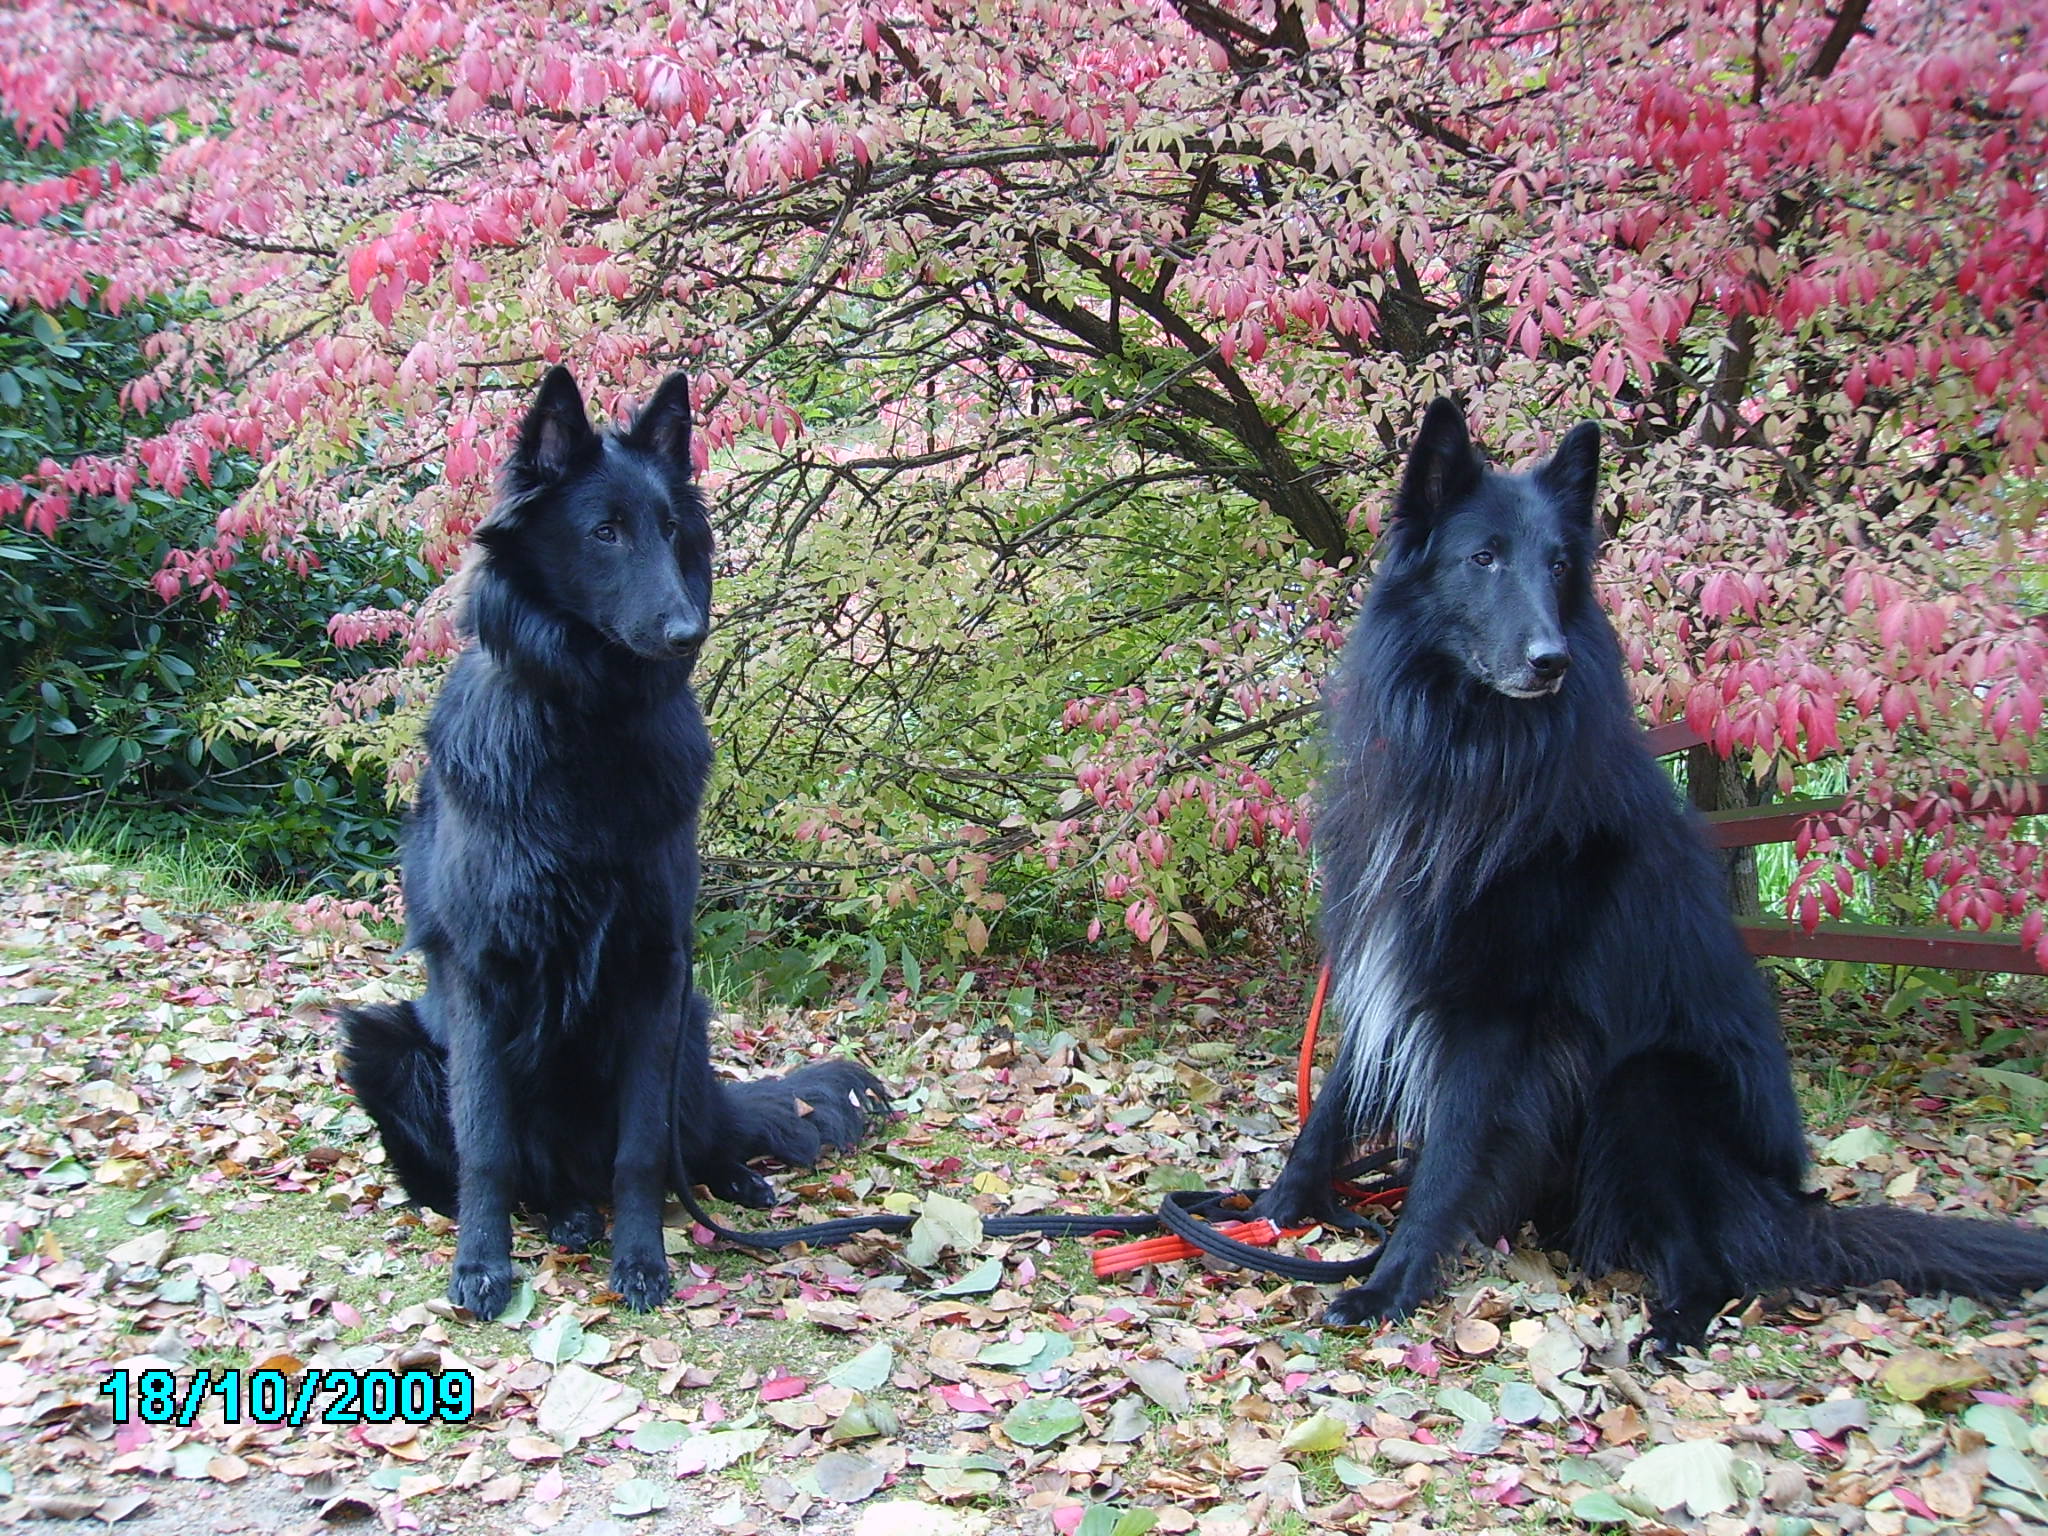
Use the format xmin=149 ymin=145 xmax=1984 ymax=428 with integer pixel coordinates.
xmin=1527 ymin=645 xmax=1570 ymax=680
xmin=663 ymin=619 xmax=706 ymax=654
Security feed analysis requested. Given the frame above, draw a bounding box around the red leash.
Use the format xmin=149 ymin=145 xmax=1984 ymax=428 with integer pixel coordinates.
xmin=1297 ymin=960 xmax=1331 ymax=1126
xmin=1093 ymin=963 xmax=1403 ymax=1277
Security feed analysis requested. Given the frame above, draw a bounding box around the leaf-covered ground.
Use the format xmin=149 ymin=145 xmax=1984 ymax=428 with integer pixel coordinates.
xmin=1 ymin=846 xmax=2045 ymax=1536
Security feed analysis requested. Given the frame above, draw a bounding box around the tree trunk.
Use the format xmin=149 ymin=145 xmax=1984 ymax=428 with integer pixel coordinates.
xmin=1686 ymin=745 xmax=1766 ymax=921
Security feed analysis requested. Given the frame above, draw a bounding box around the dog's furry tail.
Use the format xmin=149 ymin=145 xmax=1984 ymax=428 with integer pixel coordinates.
xmin=337 ymin=1002 xmax=459 ymax=1216
xmin=1797 ymin=1202 xmax=2048 ymax=1301
xmin=721 ymin=1060 xmax=892 ymax=1167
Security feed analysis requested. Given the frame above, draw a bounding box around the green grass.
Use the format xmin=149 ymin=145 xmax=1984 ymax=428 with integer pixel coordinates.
xmin=43 ymin=1183 xmax=447 ymax=1347
xmin=1291 ymin=1451 xmax=1346 ymax=1504
xmin=1713 ymin=1325 xmax=1840 ymax=1392
xmin=1793 ymin=1064 xmax=1873 ymax=1134
xmin=4 ymin=810 xmax=314 ymax=914
xmin=41 ymin=1172 xmax=906 ymax=1402
xmin=1033 ymin=1237 xmax=1107 ymax=1299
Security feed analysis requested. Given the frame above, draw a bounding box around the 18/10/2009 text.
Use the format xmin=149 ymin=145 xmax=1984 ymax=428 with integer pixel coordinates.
xmin=99 ymin=1367 xmax=474 ymax=1427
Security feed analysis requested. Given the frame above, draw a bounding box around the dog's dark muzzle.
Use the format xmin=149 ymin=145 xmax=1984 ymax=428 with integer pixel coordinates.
xmin=661 ymin=617 xmax=707 ymax=657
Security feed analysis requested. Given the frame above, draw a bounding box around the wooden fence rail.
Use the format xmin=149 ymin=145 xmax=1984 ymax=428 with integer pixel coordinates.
xmin=1647 ymin=722 xmax=2045 ymax=976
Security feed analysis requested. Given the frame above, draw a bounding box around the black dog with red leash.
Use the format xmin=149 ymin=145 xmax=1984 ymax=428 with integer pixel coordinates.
xmin=1253 ymin=399 xmax=2048 ymax=1349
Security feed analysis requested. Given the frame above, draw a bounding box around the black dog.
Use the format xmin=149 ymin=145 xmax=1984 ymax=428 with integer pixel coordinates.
xmin=1254 ymin=398 xmax=2048 ymax=1349
xmin=340 ymin=367 xmax=885 ymax=1317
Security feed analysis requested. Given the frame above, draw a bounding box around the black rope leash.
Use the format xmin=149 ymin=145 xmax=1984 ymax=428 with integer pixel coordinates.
xmin=669 ymin=1148 xmax=1408 ymax=1284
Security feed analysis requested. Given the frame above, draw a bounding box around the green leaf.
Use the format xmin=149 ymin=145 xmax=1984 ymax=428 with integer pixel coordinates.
xmin=1819 ymin=1125 xmax=1892 ymax=1166
xmin=1278 ymin=1411 xmax=1347 ymax=1456
xmin=1078 ymin=1508 xmax=1157 ymax=1536
xmin=1002 ymin=1396 xmax=1085 ymax=1447
xmin=1331 ymin=1456 xmax=1375 ymax=1489
xmin=1496 ymin=1381 xmax=1549 ymax=1424
xmin=906 ymin=1192 xmax=983 ymax=1268
xmin=1962 ymin=1403 xmax=2030 ymax=1450
xmin=530 ymin=1310 xmax=587 ymax=1364
xmin=1617 ymin=1440 xmax=1740 ymax=1516
xmin=1558 ymin=1455 xmax=1614 ymax=1487
xmin=1435 ymin=1386 xmax=1492 ymax=1426
xmin=494 ymin=1279 xmax=537 ymax=1324
xmin=828 ymin=1342 xmax=896 ymax=1392
xmin=976 ymin=1331 xmax=1071 ymax=1373
xmin=1988 ymin=1445 xmax=2048 ymax=1498
xmin=825 ymin=1392 xmax=899 ymax=1443
xmin=930 ymin=1255 xmax=1004 ymax=1296
xmin=609 ymin=1478 xmax=670 ymax=1517
xmin=1570 ymin=1491 xmax=1641 ymax=1525
xmin=631 ymin=1420 xmax=690 ymax=1453
xmin=35 ymin=1156 xmax=90 ymax=1187
xmin=124 ymin=1186 xmax=186 ymax=1226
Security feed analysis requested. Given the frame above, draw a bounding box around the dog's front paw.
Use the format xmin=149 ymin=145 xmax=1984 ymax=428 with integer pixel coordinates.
xmin=703 ymin=1162 xmax=777 ymax=1209
xmin=547 ymin=1205 xmax=605 ymax=1252
xmin=447 ymin=1258 xmax=519 ymax=1320
xmin=609 ymin=1251 xmax=673 ymax=1312
xmin=1247 ymin=1175 xmax=1342 ymax=1229
xmin=1323 ymin=1280 xmax=1409 ymax=1328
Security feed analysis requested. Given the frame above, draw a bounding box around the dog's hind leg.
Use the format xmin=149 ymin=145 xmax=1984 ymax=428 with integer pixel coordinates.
xmin=1571 ymin=1049 xmax=1762 ymax=1353
xmin=546 ymin=1206 xmax=606 ymax=1253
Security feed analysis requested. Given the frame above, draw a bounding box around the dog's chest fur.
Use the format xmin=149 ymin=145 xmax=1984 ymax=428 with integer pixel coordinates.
xmin=1329 ymin=909 xmax=1436 ymax=1144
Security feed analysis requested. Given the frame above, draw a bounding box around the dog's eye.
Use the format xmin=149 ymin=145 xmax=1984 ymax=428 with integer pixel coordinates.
xmin=1471 ymin=550 xmax=1495 ymax=567
xmin=1550 ymin=559 xmax=1569 ymax=579
xmin=661 ymin=520 xmax=678 ymax=539
xmin=592 ymin=524 xmax=619 ymax=544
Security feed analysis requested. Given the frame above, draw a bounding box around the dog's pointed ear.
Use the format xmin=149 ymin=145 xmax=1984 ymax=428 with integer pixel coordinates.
xmin=1537 ymin=421 xmax=1601 ymax=526
xmin=1396 ymin=397 xmax=1482 ymax=525
xmin=627 ymin=372 xmax=694 ymax=477
xmin=513 ymin=366 xmax=598 ymax=480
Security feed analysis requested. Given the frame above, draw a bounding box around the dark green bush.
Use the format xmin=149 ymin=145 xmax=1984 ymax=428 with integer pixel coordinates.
xmin=0 ymin=118 xmax=429 ymax=889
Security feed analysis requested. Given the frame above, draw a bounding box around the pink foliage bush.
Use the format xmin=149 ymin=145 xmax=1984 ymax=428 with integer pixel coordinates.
xmin=3 ymin=0 xmax=2044 ymax=958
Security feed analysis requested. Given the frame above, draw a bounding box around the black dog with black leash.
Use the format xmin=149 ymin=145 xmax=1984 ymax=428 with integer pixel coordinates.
xmin=340 ymin=367 xmax=885 ymax=1317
